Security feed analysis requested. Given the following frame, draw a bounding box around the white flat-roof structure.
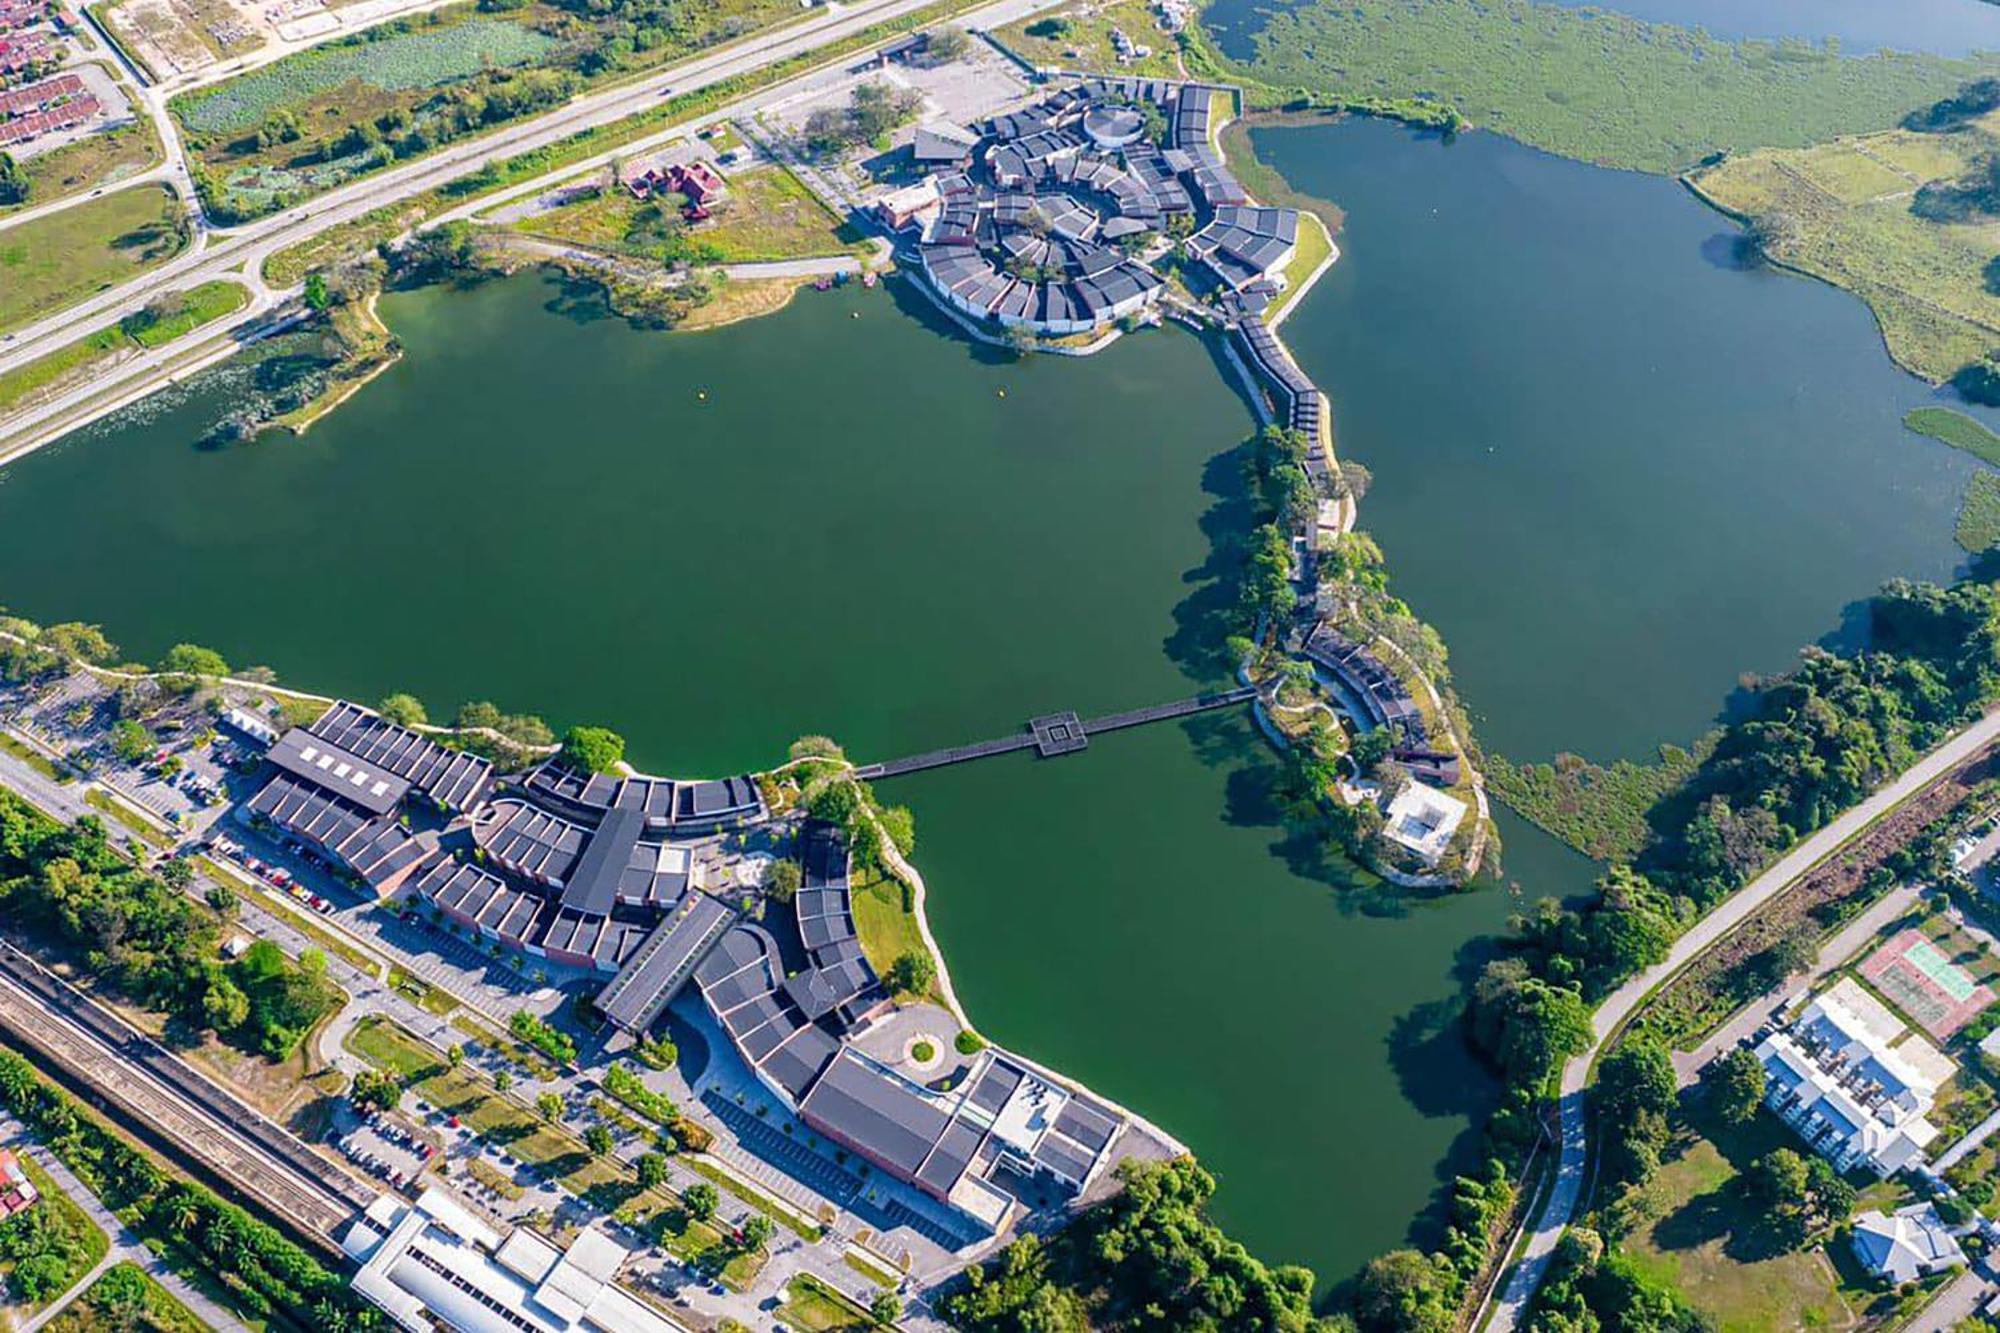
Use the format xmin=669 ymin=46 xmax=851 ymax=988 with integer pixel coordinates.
xmin=1381 ymin=781 xmax=1466 ymax=866
xmin=1852 ymin=1203 xmax=1967 ymax=1285
xmin=343 ymin=1187 xmax=683 ymax=1333
xmin=1756 ymin=985 xmax=1950 ymax=1178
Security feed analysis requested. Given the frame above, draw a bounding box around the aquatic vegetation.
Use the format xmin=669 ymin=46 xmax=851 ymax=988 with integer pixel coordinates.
xmin=178 ymin=18 xmax=558 ymax=135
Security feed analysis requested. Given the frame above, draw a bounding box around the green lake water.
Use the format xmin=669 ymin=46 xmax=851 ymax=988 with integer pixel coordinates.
xmin=1256 ymin=117 xmax=1977 ymax=767
xmin=0 ymin=116 xmax=1980 ymax=1286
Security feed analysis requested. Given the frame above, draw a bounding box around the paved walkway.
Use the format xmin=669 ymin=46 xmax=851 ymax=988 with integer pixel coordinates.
xmin=1 ymin=1115 xmax=254 ymax=1333
xmin=1488 ymin=706 xmax=2000 ymax=1333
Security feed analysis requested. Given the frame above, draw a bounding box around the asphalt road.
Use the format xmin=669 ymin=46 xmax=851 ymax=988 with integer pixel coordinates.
xmin=1486 ymin=706 xmax=2000 ymax=1333
xmin=0 ymin=0 xmax=1058 ymax=382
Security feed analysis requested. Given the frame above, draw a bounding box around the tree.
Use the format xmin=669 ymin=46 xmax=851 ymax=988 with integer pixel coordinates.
xmin=0 ymin=152 xmax=28 ymax=206
xmin=869 ymin=1289 xmax=902 ymax=1325
xmin=887 ymin=950 xmax=935 ymax=997
xmin=585 ymin=1125 xmax=615 ymax=1156
xmin=202 ymin=976 xmax=250 ymax=1031
xmin=110 ymin=719 xmax=152 ymax=763
xmin=739 ymin=1214 xmax=774 ymax=1251
xmin=636 ymin=1153 xmax=667 ymax=1189
xmin=683 ymin=1182 xmax=718 ymax=1221
xmin=765 ymin=858 xmax=801 ymax=903
xmin=1598 ymin=1040 xmax=1676 ymax=1124
xmin=1354 ymin=1248 xmax=1457 ymax=1333
xmin=536 ymin=1092 xmax=564 ymax=1122
xmin=1747 ymin=1147 xmax=1852 ymax=1244
xmin=204 ymin=883 xmax=237 ymax=916
xmin=924 ymin=25 xmax=969 ymax=60
xmin=304 ymin=271 xmax=331 ymax=312
xmin=494 ymin=1070 xmax=514 ymax=1093
xmin=159 ymin=644 xmax=229 ymax=678
xmin=1493 ymin=978 xmax=1592 ymax=1086
xmin=447 ymin=1044 xmax=465 ymax=1068
xmin=350 ymin=1067 xmax=402 ymax=1113
xmin=378 ymin=693 xmax=428 ymax=727
xmin=42 ymin=623 xmax=116 ymax=664
xmin=559 ymin=726 xmax=625 ymax=774
xmin=1709 ymin=1047 xmax=1766 ymax=1125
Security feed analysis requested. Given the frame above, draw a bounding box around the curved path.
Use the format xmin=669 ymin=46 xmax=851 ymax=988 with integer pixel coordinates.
xmin=1486 ymin=704 xmax=2000 ymax=1333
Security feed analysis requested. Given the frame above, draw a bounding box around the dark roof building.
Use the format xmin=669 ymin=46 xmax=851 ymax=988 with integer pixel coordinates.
xmin=306 ymin=701 xmax=492 ymax=811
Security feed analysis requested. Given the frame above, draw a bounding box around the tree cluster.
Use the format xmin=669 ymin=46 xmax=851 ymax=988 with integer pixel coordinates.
xmin=944 ymin=1158 xmax=1335 ymax=1333
xmin=0 ymin=1048 xmax=378 ymax=1329
xmin=804 ymin=82 xmax=923 ymax=155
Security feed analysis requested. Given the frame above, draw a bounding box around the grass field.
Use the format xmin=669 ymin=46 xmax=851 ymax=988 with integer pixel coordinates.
xmin=992 ymin=0 xmax=1185 ymax=79
xmin=778 ymin=1275 xmax=874 ymax=1331
xmin=0 ymin=279 xmax=247 ymax=417
xmin=1 ymin=123 xmax=162 ymax=219
xmin=42 ymin=1262 xmax=209 ymax=1333
xmin=1223 ymin=0 xmax=2000 ymax=175
xmin=1616 ymin=1111 xmax=1868 ymax=1333
xmin=0 ymin=184 xmax=187 ymax=334
xmin=1690 ymin=115 xmax=2000 ymax=385
xmin=1908 ymin=406 xmax=2000 ymax=466
xmin=517 ymin=164 xmax=865 ymax=264
xmin=849 ymin=868 xmax=944 ymax=1005
xmin=171 ymin=0 xmax=805 ymax=221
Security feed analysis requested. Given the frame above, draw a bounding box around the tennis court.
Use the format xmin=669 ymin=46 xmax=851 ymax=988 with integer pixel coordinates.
xmin=1860 ymin=926 xmax=1997 ymax=1040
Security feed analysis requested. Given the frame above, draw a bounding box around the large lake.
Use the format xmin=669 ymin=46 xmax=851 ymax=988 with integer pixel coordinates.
xmin=0 ymin=114 xmax=1979 ymax=1284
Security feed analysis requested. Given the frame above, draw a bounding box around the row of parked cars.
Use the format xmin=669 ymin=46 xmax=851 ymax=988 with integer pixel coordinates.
xmin=205 ymin=832 xmax=338 ymax=914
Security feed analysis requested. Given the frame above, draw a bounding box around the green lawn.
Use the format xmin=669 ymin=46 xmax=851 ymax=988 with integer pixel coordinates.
xmin=1689 ymin=117 xmax=2000 ymax=384
xmin=0 ymin=280 xmax=248 ymax=416
xmin=1908 ymin=406 xmax=2000 ymax=468
xmin=849 ymin=869 xmax=944 ymax=1006
xmin=42 ymin=1261 xmax=208 ymax=1333
xmin=696 ymin=165 xmax=866 ymax=263
xmin=1616 ymin=1110 xmax=1874 ymax=1333
xmin=1223 ymin=0 xmax=2000 ymax=175
xmin=517 ymin=163 xmax=866 ymax=265
xmin=778 ymin=1274 xmax=874 ymax=1331
xmin=0 ymin=185 xmax=188 ymax=333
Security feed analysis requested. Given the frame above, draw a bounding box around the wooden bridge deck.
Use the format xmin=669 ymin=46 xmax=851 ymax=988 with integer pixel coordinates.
xmin=854 ymin=686 xmax=1257 ymax=781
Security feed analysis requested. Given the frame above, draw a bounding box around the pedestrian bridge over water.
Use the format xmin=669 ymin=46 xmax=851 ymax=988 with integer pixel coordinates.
xmin=854 ymin=686 xmax=1259 ymax=781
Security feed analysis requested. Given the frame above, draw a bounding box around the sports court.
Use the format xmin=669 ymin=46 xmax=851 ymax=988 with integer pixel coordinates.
xmin=1860 ymin=926 xmax=1997 ymax=1040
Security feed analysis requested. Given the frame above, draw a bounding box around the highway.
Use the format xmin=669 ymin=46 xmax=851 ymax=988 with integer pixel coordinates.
xmin=0 ymin=0 xmax=1051 ymax=380
xmin=1485 ymin=705 xmax=2000 ymax=1332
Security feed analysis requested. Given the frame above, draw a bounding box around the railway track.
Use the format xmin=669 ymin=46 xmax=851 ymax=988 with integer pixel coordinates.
xmin=0 ymin=938 xmax=374 ymax=1242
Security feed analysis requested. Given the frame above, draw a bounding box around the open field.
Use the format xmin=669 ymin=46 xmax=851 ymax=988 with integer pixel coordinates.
xmin=42 ymin=1262 xmax=210 ymax=1333
xmin=848 ymin=867 xmax=946 ymax=1006
xmin=515 ymin=162 xmax=864 ymax=262
xmin=0 ymin=185 xmax=187 ymax=334
xmin=1690 ymin=115 xmax=2000 ymax=384
xmin=991 ymin=0 xmax=1184 ymax=79
xmin=695 ymin=164 xmax=864 ymax=262
xmin=170 ymin=0 xmax=803 ymax=221
xmin=1908 ymin=406 xmax=2000 ymax=467
xmin=1617 ymin=1110 xmax=1870 ymax=1333
xmin=1961 ymin=471 xmax=2000 ymax=553
xmin=1 ymin=122 xmax=162 ymax=219
xmin=777 ymin=1274 xmax=873 ymax=1331
xmin=1221 ymin=0 xmax=2000 ymax=175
